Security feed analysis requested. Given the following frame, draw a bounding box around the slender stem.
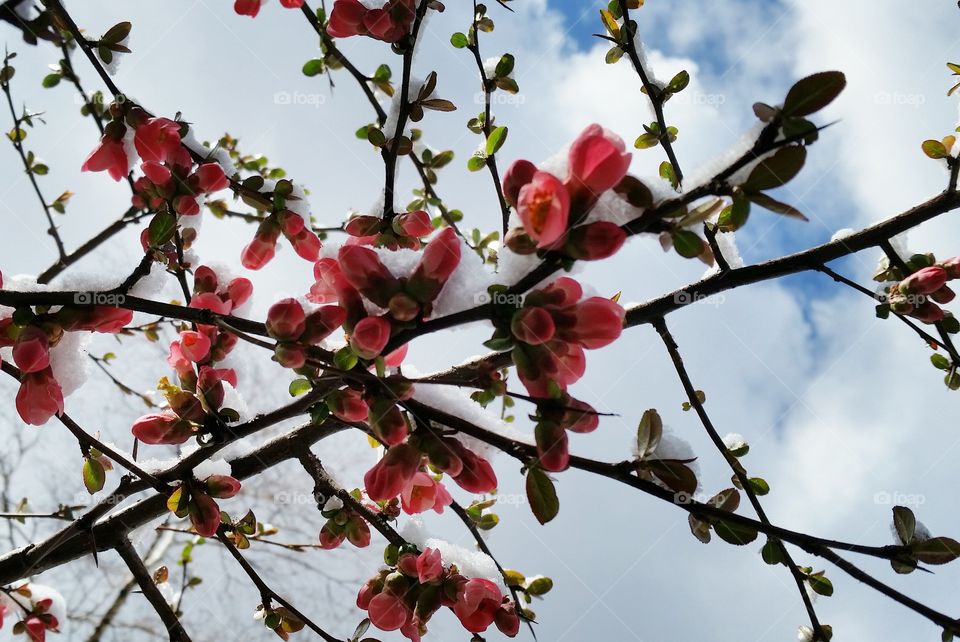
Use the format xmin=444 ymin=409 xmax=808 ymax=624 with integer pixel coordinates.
xmin=654 ymin=318 xmax=827 ymax=640
xmin=115 ymin=538 xmax=193 ymax=642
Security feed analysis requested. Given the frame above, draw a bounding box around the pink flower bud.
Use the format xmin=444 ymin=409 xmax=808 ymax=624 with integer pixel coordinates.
xmin=363 ymin=443 xmax=421 ymax=501
xmin=931 ymin=285 xmax=956 ymax=305
xmin=131 ymin=412 xmax=194 ymax=445
xmin=367 ymin=591 xmax=412 ymax=631
xmin=338 ymin=245 xmax=401 ymax=307
xmin=408 ymin=227 xmax=461 ymax=303
xmin=502 ymin=159 xmax=537 ymax=208
xmin=350 ymin=316 xmax=392 ymax=360
xmin=535 ymin=421 xmax=569 ymax=472
xmin=562 ymin=396 xmax=600 ymax=433
xmin=911 ymin=301 xmax=946 ymax=323
xmin=178 ymin=330 xmax=211 ymax=362
xmin=274 ymin=343 xmax=307 ymax=369
xmin=266 ymin=298 xmax=306 ymax=341
xmin=203 ymin=474 xmax=241 ymax=499
xmin=302 ymin=305 xmax=346 ymax=344
xmin=510 ymin=307 xmax=556 ymax=345
xmin=289 ymin=228 xmax=322 ymax=262
xmin=517 ymin=171 xmax=570 ymax=248
xmin=327 ymin=387 xmax=370 ymax=422
xmin=900 ymin=266 xmax=948 ymax=295
xmin=197 ymin=366 xmax=237 ymax=411
xmin=194 ymin=265 xmax=219 ymax=293
xmin=395 ymin=210 xmax=434 ymax=237
xmin=319 ymin=521 xmax=346 ymax=549
xmin=193 ymin=163 xmax=229 ymax=193
xmin=940 ymin=256 xmax=960 ymax=279
xmin=558 ymin=297 xmax=625 ymax=349
xmin=226 ymin=277 xmax=253 ymax=309
xmin=345 ymin=513 xmax=371 ymax=548
xmin=241 ymin=224 xmax=280 ymax=270
xmin=384 ymin=343 xmax=408 ymax=368
xmin=503 ymin=227 xmax=538 ymax=255
xmin=566 ymin=123 xmax=632 ymax=201
xmin=495 ymin=601 xmax=521 ymax=637
xmin=188 ymin=492 xmax=222 ymax=537
xmin=416 ymin=547 xmax=444 ymax=584
xmin=13 ymin=326 xmax=49 ymax=373
xmin=563 ymin=221 xmax=627 ymax=260
xmin=368 ymin=398 xmax=409 ymax=446
xmin=16 ymin=368 xmax=63 ymax=426
xmin=450 ymin=443 xmax=498 ymax=494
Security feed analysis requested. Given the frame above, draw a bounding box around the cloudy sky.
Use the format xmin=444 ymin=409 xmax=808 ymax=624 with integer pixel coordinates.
xmin=2 ymin=1 xmax=960 ymax=641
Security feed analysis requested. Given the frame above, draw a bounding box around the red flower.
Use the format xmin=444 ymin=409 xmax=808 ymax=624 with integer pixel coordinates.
xmin=134 ymin=118 xmax=183 ymax=165
xmin=327 ymin=387 xmax=370 ymax=422
xmin=535 ymin=421 xmax=569 ymax=472
xmin=566 ymin=123 xmax=632 ymax=201
xmin=16 ymin=368 xmax=63 ymax=426
xmin=13 ymin=326 xmax=50 ymax=373
xmin=517 ymin=171 xmax=570 ymax=248
xmin=395 ymin=210 xmax=433 ymax=237
xmin=367 ymin=591 xmax=412 ymax=631
xmin=408 ymin=228 xmax=461 ymax=304
xmin=400 ymin=472 xmax=452 ymax=515
xmin=363 ymin=443 xmax=420 ymax=501
xmin=241 ymin=224 xmax=280 ymax=270
xmin=556 ymin=297 xmax=625 ymax=349
xmin=189 ymin=492 xmax=222 ymax=537
xmin=193 ymin=163 xmax=229 ymax=193
xmin=416 ymin=547 xmax=444 ymax=584
xmin=453 ymin=578 xmax=502 ymax=633
xmin=510 ymin=307 xmax=555 ymax=345
xmin=234 ymin=0 xmax=264 ymax=16
xmin=326 ymin=0 xmax=367 ymax=38
xmin=563 ymin=221 xmax=627 ymax=260
xmin=502 ymin=159 xmax=537 ymax=208
xmin=203 ymin=474 xmax=242 ymax=499
xmin=339 ymin=245 xmax=401 ymax=307
xmin=901 ymin=266 xmax=949 ymax=295
xmin=177 ymin=330 xmax=211 ymax=362
xmin=81 ymin=135 xmax=129 ymax=182
xmin=279 ymin=0 xmax=304 ymax=8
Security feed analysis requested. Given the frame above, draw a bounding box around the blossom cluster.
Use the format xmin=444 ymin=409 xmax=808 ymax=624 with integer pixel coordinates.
xmin=357 ymin=547 xmax=519 ymax=640
xmin=885 ymin=257 xmax=960 ymax=323
xmin=327 ymin=0 xmax=416 ymax=43
xmin=502 ymin=124 xmax=631 ymax=260
xmin=0 ymin=271 xmax=132 ymax=425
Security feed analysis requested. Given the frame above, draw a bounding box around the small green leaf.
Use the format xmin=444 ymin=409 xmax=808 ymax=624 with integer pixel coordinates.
xmin=450 ymin=32 xmax=469 ymax=48
xmin=41 ymin=73 xmax=61 ymax=88
xmin=667 ymin=70 xmax=689 ymax=93
xmin=101 ymin=21 xmax=132 ymax=45
xmin=782 ymin=71 xmax=846 ymax=117
xmin=486 ymin=126 xmax=508 ymax=156
xmin=713 ymin=519 xmax=758 ymax=546
xmin=526 ymin=466 xmax=559 ymax=525
xmin=742 ymin=146 xmax=807 ymax=191
xmin=922 ymin=139 xmax=949 ymax=159
xmin=806 ymin=574 xmax=834 ymax=597
xmin=893 ymin=505 xmax=916 ymax=544
xmin=147 ymin=211 xmax=177 ymax=246
xmin=494 ymin=54 xmax=515 ymax=78
xmin=635 ymin=408 xmax=662 ymax=460
xmin=671 ymin=230 xmax=704 ymax=259
xmin=761 ymin=538 xmax=785 ymax=565
xmin=931 ymin=354 xmax=952 ymax=370
xmin=912 ymin=537 xmax=960 ymax=565
xmin=82 ymin=458 xmax=106 ymax=494
xmin=302 ymin=59 xmax=324 ymax=77
xmin=288 ymin=378 xmax=311 ymax=397
xmin=467 ymin=155 xmax=487 ymax=172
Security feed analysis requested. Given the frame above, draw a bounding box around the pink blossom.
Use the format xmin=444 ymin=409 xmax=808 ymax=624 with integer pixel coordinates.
xmin=416 ymin=547 xmax=444 ymax=584
xmin=367 ymin=591 xmax=411 ymax=631
xmin=193 ymin=163 xmax=229 ymax=192
xmin=178 ymin=330 xmax=211 ymax=362
xmin=134 ymin=118 xmax=183 ymax=165
xmin=453 ymin=578 xmax=503 ymax=633
xmin=16 ymin=369 xmax=63 ymax=426
xmin=13 ymin=326 xmax=50 ymax=373
xmin=203 ymin=475 xmax=241 ymax=499
xmin=266 ymin=298 xmax=306 ymax=341
xmin=351 ymin=316 xmax=392 ymax=359
xmin=518 ymin=171 xmax=571 ymax=248
xmin=400 ymin=472 xmax=452 ymax=515
xmin=81 ymin=135 xmax=129 ymax=182
xmin=566 ymin=123 xmax=632 ymax=201
xmin=131 ymin=412 xmax=194 ymax=445
xmin=363 ymin=443 xmax=421 ymax=501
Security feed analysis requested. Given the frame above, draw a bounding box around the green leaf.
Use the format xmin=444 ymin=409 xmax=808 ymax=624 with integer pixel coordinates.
xmin=646 ymin=459 xmax=698 ymax=495
xmin=148 ymin=211 xmax=177 ymax=246
xmin=635 ymin=408 xmax=662 ymax=460
xmin=450 ymin=32 xmax=469 ymax=48
xmin=806 ymin=574 xmax=834 ymax=597
xmin=713 ymin=519 xmax=758 ymax=546
xmin=41 ymin=73 xmax=61 ymax=88
xmin=931 ymin=354 xmax=952 ymax=370
xmin=667 ymin=70 xmax=689 ymax=93
xmin=467 ymin=155 xmax=487 ymax=172
xmin=922 ymin=139 xmax=949 ymax=159
xmin=302 ymin=59 xmax=324 ymax=77
xmin=82 ymin=458 xmax=106 ymax=494
xmin=634 ymin=132 xmax=659 ymax=149
xmin=761 ymin=538 xmax=785 ymax=565
xmin=748 ymin=192 xmax=808 ymax=221
xmin=742 ymin=145 xmax=807 ymax=191
xmin=485 ymin=126 xmax=508 ymax=156
xmin=335 ymin=347 xmax=359 ymax=370
xmin=659 ymin=160 xmax=678 ymax=189
xmin=912 ymin=537 xmax=960 ymax=565
xmin=747 ymin=477 xmax=770 ymax=496
xmin=671 ymin=230 xmax=704 ymax=259
xmin=526 ymin=466 xmax=559 ymax=524
xmin=101 ymin=21 xmax=132 ymax=45
xmin=288 ymin=378 xmax=311 ymax=397
xmin=494 ymin=54 xmax=515 ymax=78
xmin=717 ymin=193 xmax=751 ymax=231
xmin=605 ymin=46 xmax=625 ymax=64
xmin=893 ymin=506 xmax=916 ymax=544
xmin=782 ymin=70 xmax=846 ymax=117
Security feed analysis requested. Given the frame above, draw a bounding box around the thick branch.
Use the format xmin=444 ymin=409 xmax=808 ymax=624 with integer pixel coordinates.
xmin=114 ymin=538 xmax=193 ymax=642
